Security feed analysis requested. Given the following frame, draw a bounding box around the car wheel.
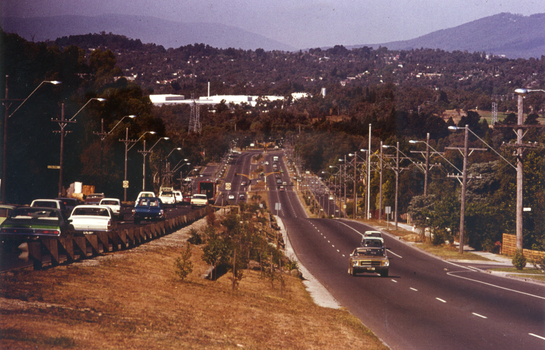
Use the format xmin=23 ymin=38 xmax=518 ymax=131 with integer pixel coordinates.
xmin=134 ymin=217 xmax=140 ymax=224
xmin=380 ymin=270 xmax=389 ymax=277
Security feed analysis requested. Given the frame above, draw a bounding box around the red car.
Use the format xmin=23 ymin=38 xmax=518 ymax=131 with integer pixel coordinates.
xmin=182 ymin=195 xmax=192 ymax=206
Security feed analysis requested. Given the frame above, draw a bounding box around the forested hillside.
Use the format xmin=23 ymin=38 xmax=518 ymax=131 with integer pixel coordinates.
xmin=54 ymin=32 xmax=545 ymax=116
xmin=2 ymin=29 xmax=544 ymax=252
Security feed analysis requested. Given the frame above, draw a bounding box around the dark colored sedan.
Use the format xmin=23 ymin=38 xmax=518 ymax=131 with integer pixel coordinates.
xmin=0 ymin=207 xmax=75 ymax=239
xmin=132 ymin=197 xmax=166 ymax=224
xmin=56 ymin=197 xmax=79 ymax=213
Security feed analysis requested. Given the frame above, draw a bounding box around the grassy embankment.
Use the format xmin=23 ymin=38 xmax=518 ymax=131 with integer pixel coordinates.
xmin=0 ymin=205 xmax=388 ymax=350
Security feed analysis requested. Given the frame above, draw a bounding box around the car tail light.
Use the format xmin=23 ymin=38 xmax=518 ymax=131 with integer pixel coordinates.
xmin=35 ymin=229 xmax=61 ymax=236
xmin=107 ymin=219 xmax=112 ymax=230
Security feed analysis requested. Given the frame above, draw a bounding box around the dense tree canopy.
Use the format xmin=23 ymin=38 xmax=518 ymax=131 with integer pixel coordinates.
xmin=1 ymin=29 xmax=544 ymax=251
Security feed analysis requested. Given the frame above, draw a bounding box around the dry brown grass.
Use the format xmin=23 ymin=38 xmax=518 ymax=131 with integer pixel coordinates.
xmin=0 ymin=225 xmax=387 ymax=349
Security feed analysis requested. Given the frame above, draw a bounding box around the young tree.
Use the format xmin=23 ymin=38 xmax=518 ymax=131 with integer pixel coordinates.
xmin=174 ymin=243 xmax=193 ymax=281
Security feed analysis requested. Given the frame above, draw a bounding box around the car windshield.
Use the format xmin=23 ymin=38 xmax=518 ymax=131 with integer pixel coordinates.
xmin=73 ymin=207 xmax=110 ymax=216
xmin=10 ymin=208 xmax=60 ymax=222
xmin=101 ymin=200 xmax=118 ymax=205
xmin=354 ymin=248 xmax=386 ymax=256
xmin=32 ymin=201 xmax=57 ymax=208
xmin=362 ymin=239 xmax=384 ymax=248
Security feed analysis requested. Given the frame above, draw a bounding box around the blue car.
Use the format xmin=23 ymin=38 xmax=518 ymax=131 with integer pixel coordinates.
xmin=132 ymin=197 xmax=166 ymax=224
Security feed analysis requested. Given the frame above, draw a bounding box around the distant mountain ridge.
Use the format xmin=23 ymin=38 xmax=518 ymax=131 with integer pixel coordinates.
xmin=358 ymin=12 xmax=545 ymax=59
xmin=0 ymin=14 xmax=296 ymax=51
xmin=2 ymin=12 xmax=545 ymax=58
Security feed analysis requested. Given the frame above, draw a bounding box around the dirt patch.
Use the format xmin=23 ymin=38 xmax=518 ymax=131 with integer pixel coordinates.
xmin=1 ymin=217 xmax=388 ymax=350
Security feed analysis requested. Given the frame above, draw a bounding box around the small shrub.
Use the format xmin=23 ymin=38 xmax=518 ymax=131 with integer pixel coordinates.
xmin=187 ymin=228 xmax=202 ymax=245
xmin=174 ymin=244 xmax=193 ymax=281
xmin=431 ymin=229 xmax=446 ymax=246
xmin=531 ymin=255 xmax=545 ymax=272
xmin=285 ymin=258 xmax=298 ymax=271
xmin=511 ymin=249 xmax=527 ymax=270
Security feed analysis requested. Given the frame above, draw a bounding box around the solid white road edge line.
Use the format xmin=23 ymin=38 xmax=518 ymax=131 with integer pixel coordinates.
xmin=446 ymin=270 xmax=545 ymax=301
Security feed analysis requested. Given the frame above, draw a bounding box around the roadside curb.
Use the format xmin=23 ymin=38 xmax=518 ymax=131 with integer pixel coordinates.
xmin=275 ymin=215 xmax=342 ymax=309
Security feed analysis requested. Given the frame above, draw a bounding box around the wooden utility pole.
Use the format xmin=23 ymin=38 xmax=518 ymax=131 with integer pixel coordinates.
xmin=52 ymin=103 xmax=76 ymax=197
xmin=446 ymin=125 xmax=486 ymax=254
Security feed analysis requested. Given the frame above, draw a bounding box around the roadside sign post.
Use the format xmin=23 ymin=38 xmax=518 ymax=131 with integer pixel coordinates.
xmin=275 ymin=202 xmax=281 ymax=216
xmin=385 ymin=206 xmax=392 ymax=230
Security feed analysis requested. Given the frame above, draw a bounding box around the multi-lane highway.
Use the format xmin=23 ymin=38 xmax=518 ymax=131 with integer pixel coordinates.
xmin=229 ymin=150 xmax=545 ymax=350
xmin=215 ymin=150 xmax=260 ymax=206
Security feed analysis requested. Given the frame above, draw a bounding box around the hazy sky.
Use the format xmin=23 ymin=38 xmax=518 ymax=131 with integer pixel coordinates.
xmin=2 ymin=0 xmax=545 ymax=48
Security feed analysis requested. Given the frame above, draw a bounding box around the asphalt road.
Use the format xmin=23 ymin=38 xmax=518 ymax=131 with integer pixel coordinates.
xmin=216 ymin=150 xmax=260 ymax=206
xmin=253 ymin=151 xmax=545 ymax=350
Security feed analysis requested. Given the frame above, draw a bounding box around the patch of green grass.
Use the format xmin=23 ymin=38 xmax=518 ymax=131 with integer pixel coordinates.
xmin=489 ymin=267 xmax=545 ymax=282
xmin=415 ymin=243 xmax=492 ymax=261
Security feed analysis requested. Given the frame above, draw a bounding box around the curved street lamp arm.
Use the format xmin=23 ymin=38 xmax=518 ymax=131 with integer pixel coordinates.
xmin=68 ymin=97 xmax=105 ymax=122
xmin=127 ymin=131 xmax=156 ymax=152
xmin=8 ymin=80 xmax=61 ymax=118
xmin=107 ymin=115 xmax=136 ymax=135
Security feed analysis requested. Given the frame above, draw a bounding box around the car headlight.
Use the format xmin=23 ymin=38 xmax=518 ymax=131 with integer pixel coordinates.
xmin=352 ymin=261 xmax=359 ymax=267
xmin=382 ymin=260 xmax=389 ymax=267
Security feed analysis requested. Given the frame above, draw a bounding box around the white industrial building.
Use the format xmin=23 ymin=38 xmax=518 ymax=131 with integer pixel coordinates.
xmin=148 ymin=92 xmax=309 ymax=107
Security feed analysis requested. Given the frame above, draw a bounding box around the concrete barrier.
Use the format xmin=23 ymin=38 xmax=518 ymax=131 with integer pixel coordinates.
xmin=26 ymin=207 xmax=207 ymax=270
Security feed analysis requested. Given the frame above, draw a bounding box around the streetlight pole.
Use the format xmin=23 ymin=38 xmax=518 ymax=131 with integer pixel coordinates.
xmin=52 ymin=98 xmax=105 ymax=197
xmin=123 ymin=131 xmax=156 ymax=200
xmin=164 ymin=147 xmax=182 ymax=186
xmin=353 ymin=151 xmax=357 ymax=219
xmin=2 ymin=79 xmax=61 ymax=203
xmin=379 ymin=141 xmax=383 ymax=221
xmin=459 ymin=128 xmax=468 ymax=254
xmin=367 ymin=124 xmax=372 ymax=220
xmin=95 ymin=113 xmax=141 ymax=193
xmin=139 ymin=136 xmax=169 ymax=191
xmin=343 ymin=155 xmax=347 ymax=217
xmin=329 ymin=165 xmax=340 ymax=218
xmin=120 ymin=128 xmax=135 ymax=202
xmin=395 ymin=142 xmax=399 ymax=230
xmin=446 ymin=125 xmax=486 ymax=254
xmin=382 ymin=142 xmax=408 ymax=231
xmin=424 ymin=133 xmax=430 ymax=195
xmin=52 ymin=103 xmax=76 ymax=197
xmin=511 ymin=88 xmax=545 ymax=250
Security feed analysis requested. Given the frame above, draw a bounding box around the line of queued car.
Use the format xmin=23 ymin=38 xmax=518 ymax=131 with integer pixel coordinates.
xmin=0 ymin=195 xmax=121 ymax=243
xmin=0 ymin=186 xmax=199 ymax=246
